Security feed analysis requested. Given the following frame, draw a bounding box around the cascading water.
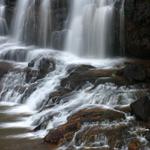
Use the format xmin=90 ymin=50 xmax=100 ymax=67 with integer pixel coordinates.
xmin=0 ymin=0 xmax=8 ymax=35
xmin=11 ymin=0 xmax=51 ymax=47
xmin=65 ymin=0 xmax=115 ymax=58
xmin=11 ymin=0 xmax=31 ymax=42
xmin=39 ymin=0 xmax=51 ymax=47
xmin=0 ymin=0 xmax=149 ymax=149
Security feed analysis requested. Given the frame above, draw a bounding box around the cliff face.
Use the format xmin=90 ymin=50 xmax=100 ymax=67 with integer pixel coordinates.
xmin=125 ymin=0 xmax=150 ymax=58
xmin=4 ymin=0 xmax=150 ymax=58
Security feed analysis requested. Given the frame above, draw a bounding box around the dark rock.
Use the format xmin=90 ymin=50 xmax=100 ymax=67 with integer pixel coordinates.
xmin=61 ymin=67 xmax=120 ymax=90
xmin=146 ymin=133 xmax=150 ymax=142
xmin=130 ymin=96 xmax=150 ymax=121
xmin=0 ymin=61 xmax=13 ymax=78
xmin=25 ymin=68 xmax=39 ymax=83
xmin=27 ymin=57 xmax=55 ymax=82
xmin=125 ymin=0 xmax=150 ymax=58
xmin=123 ymin=64 xmax=146 ymax=82
xmin=67 ymin=64 xmax=95 ymax=74
xmin=37 ymin=57 xmax=55 ymax=79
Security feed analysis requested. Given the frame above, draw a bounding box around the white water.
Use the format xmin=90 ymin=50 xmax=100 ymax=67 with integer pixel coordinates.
xmin=11 ymin=0 xmax=51 ymax=47
xmin=11 ymin=0 xmax=31 ymax=42
xmin=0 ymin=0 xmax=8 ymax=35
xmin=65 ymin=0 xmax=114 ymax=58
xmin=1 ymin=0 xmax=148 ymax=149
xmin=39 ymin=0 xmax=51 ymax=47
xmin=0 ymin=41 xmax=147 ymax=140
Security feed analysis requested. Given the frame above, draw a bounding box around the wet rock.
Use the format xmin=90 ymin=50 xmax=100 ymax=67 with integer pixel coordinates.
xmin=0 ymin=61 xmax=13 ymax=78
xmin=115 ymin=105 xmax=131 ymax=113
xmin=27 ymin=57 xmax=56 ymax=82
xmin=44 ymin=107 xmax=125 ymax=145
xmin=25 ymin=68 xmax=39 ymax=83
xmin=67 ymin=107 xmax=125 ymax=123
xmin=67 ymin=64 xmax=95 ymax=74
xmin=128 ymin=138 xmax=141 ymax=150
xmin=37 ymin=57 xmax=55 ymax=79
xmin=130 ymin=96 xmax=150 ymax=121
xmin=61 ymin=68 xmax=120 ymax=90
xmin=73 ymin=124 xmax=128 ymax=149
xmin=123 ymin=64 xmax=146 ymax=82
xmin=38 ymin=88 xmax=72 ymax=111
xmin=48 ymin=88 xmax=71 ymax=104
xmin=92 ymin=76 xmax=127 ymax=88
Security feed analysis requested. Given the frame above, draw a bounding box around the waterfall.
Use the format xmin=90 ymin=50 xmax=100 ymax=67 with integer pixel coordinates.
xmin=39 ymin=0 xmax=51 ymax=47
xmin=11 ymin=0 xmax=51 ymax=47
xmin=120 ymin=0 xmax=125 ymax=56
xmin=11 ymin=0 xmax=31 ymax=42
xmin=65 ymin=0 xmax=115 ymax=58
xmin=0 ymin=0 xmax=8 ymax=35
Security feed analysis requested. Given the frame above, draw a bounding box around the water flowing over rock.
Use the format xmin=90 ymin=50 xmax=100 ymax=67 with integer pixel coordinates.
xmin=0 ymin=0 xmax=150 ymax=150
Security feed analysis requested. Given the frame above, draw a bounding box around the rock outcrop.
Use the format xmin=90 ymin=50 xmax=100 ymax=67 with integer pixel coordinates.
xmin=131 ymin=96 xmax=150 ymax=121
xmin=44 ymin=107 xmax=125 ymax=145
xmin=125 ymin=0 xmax=150 ymax=58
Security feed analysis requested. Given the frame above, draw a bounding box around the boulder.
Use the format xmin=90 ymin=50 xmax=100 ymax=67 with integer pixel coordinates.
xmin=123 ymin=64 xmax=146 ymax=82
xmin=37 ymin=57 xmax=55 ymax=79
xmin=27 ymin=57 xmax=56 ymax=82
xmin=130 ymin=96 xmax=150 ymax=121
xmin=44 ymin=107 xmax=125 ymax=145
xmin=0 ymin=61 xmax=13 ymax=78
xmin=61 ymin=68 xmax=121 ymax=90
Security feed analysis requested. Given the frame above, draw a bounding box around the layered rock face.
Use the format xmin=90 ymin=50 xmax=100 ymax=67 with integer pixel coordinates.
xmin=125 ymin=0 xmax=150 ymax=58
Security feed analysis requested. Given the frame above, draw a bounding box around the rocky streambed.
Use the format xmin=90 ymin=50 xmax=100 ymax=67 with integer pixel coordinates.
xmin=0 ymin=49 xmax=150 ymax=149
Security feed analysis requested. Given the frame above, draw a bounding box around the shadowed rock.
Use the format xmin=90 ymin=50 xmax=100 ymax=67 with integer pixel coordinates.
xmin=131 ymin=96 xmax=150 ymax=121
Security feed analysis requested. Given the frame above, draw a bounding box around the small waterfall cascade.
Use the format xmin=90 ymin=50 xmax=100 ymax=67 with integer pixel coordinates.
xmin=65 ymin=0 xmax=115 ymax=58
xmin=11 ymin=0 xmax=51 ymax=47
xmin=0 ymin=0 xmax=8 ymax=35
xmin=0 ymin=1 xmax=149 ymax=149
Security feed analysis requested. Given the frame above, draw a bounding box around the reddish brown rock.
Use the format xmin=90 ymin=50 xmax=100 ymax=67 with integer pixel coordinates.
xmin=128 ymin=139 xmax=141 ymax=150
xmin=44 ymin=107 xmax=125 ymax=146
xmin=0 ymin=61 xmax=13 ymax=78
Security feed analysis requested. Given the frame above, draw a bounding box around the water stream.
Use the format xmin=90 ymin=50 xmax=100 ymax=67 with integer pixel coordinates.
xmin=0 ymin=0 xmax=148 ymax=150
xmin=65 ymin=0 xmax=115 ymax=58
